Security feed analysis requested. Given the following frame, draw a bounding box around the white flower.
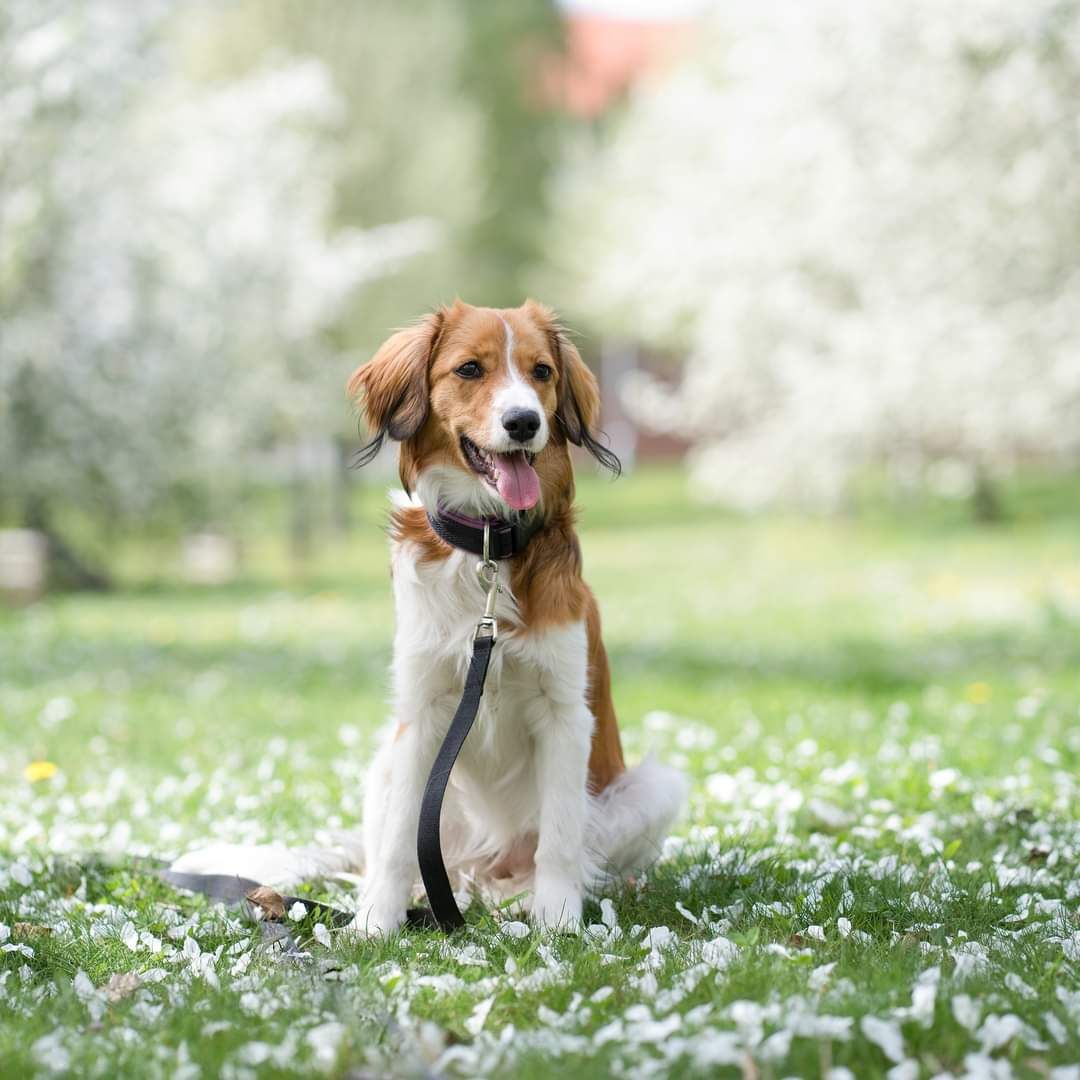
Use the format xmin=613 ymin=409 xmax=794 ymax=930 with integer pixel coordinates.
xmin=306 ymin=1021 xmax=347 ymax=1072
xmin=1004 ymin=973 xmax=1036 ymax=1000
xmin=886 ymin=1061 xmax=919 ymax=1080
xmin=288 ymin=902 xmax=308 ymax=922
xmin=236 ymin=1042 xmax=274 ymax=1066
xmin=759 ymin=1029 xmax=792 ymax=1062
xmin=464 ymin=997 xmax=494 ymax=1037
xmin=674 ymin=901 xmax=700 ymax=925
xmin=645 ymin=926 xmax=674 ymax=951
xmin=808 ymin=798 xmax=853 ymax=830
xmin=860 ymin=1016 xmax=906 ymax=1064
xmin=700 ymin=936 xmax=739 ymax=969
xmin=809 ymin=962 xmax=836 ymax=991
xmin=907 ymin=966 xmax=940 ymax=1028
xmin=600 ymin=899 xmax=618 ymax=930
xmin=72 ymin=971 xmax=96 ymax=1002
xmin=449 ymin=944 xmax=488 ymax=967
xmin=952 ymin=994 xmax=981 ymax=1032
xmin=499 ymin=921 xmax=530 ymax=940
xmin=977 ymin=1013 xmax=1036 ymax=1053
xmin=31 ymin=1031 xmax=71 ymax=1074
xmin=312 ymin=922 xmax=332 ymax=947
xmin=1044 ymin=1013 xmax=1068 ymax=1045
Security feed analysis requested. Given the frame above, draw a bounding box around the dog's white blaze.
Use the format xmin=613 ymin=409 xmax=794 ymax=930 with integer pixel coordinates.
xmin=488 ymin=317 xmax=547 ymax=450
xmin=501 ymin=317 xmax=523 ymax=386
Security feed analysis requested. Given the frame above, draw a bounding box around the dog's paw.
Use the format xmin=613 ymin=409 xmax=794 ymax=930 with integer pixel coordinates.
xmin=347 ymin=897 xmax=406 ymax=938
xmin=531 ymin=877 xmax=583 ymax=933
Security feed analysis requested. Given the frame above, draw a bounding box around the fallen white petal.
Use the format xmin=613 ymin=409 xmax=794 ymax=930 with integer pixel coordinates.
xmin=861 ymin=1016 xmax=905 ymax=1064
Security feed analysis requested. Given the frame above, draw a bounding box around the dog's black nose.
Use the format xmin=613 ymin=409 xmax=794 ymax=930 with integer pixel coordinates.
xmin=502 ymin=408 xmax=541 ymax=443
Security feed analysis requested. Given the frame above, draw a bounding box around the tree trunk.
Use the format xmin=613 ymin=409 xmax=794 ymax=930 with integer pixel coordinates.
xmin=24 ymin=498 xmax=110 ymax=591
xmin=331 ymin=436 xmax=351 ymax=538
xmin=289 ymin=443 xmax=313 ymax=563
xmin=972 ymin=466 xmax=1005 ymax=524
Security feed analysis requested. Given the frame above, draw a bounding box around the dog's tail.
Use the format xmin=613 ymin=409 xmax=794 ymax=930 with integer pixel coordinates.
xmin=167 ymin=831 xmax=365 ymax=890
xmin=586 ymin=755 xmax=688 ymax=886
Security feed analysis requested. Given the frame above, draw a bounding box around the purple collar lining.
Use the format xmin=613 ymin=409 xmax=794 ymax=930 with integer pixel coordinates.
xmin=437 ymin=505 xmax=509 ymax=530
xmin=425 ymin=502 xmax=543 ymax=560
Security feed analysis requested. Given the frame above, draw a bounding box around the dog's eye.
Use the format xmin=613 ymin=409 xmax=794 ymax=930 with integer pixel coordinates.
xmin=455 ymin=360 xmax=483 ymax=379
xmin=532 ymin=363 xmax=553 ymax=382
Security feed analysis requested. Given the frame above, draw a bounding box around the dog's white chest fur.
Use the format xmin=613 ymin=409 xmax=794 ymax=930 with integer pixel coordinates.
xmin=389 ymin=539 xmax=590 ymax=845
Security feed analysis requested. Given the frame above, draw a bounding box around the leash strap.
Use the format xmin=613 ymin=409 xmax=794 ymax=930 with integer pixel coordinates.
xmin=416 ymin=632 xmax=494 ymax=931
xmin=157 ymin=868 xmax=439 ymax=930
xmin=159 ymin=869 xmax=354 ymax=926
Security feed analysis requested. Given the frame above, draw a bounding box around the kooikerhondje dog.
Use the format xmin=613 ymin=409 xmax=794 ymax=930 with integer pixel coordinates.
xmin=173 ymin=300 xmax=686 ymax=933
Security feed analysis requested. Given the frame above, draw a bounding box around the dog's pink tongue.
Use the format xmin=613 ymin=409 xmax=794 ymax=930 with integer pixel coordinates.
xmin=494 ymin=452 xmax=540 ymax=510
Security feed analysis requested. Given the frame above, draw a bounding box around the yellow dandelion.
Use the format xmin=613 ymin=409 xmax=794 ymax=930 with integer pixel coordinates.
xmin=964 ymin=682 xmax=991 ymax=705
xmin=24 ymin=760 xmax=58 ymax=783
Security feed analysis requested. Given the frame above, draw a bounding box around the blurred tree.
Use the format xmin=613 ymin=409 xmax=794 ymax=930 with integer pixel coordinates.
xmin=552 ymin=0 xmax=1080 ymax=513
xmin=0 ymin=0 xmax=564 ymax=577
xmin=195 ymin=0 xmax=563 ymax=351
xmin=0 ymin=1 xmax=436 ymax=575
xmin=456 ymin=3 xmax=564 ymax=304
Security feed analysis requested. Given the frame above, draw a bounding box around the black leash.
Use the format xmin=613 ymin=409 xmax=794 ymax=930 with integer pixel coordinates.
xmin=161 ymin=525 xmax=503 ymax=935
xmin=413 ymin=526 xmax=501 ymax=930
xmin=417 ymin=631 xmax=494 ymax=930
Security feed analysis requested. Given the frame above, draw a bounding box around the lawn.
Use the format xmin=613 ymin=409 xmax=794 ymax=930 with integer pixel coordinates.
xmin=2 ymin=467 xmax=1079 ymax=1078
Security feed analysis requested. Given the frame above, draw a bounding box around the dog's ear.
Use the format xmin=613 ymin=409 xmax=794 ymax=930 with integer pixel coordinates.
xmin=348 ymin=311 xmax=445 ymax=465
xmin=526 ymin=300 xmax=620 ymax=475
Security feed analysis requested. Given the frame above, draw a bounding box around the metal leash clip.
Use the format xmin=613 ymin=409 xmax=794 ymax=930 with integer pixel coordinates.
xmin=475 ymin=523 xmax=501 ymax=641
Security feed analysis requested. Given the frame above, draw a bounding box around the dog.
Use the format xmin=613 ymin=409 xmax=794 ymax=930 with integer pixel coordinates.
xmin=173 ymin=299 xmax=686 ymax=933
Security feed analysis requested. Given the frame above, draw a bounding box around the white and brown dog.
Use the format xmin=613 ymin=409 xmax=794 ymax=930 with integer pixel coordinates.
xmin=174 ymin=300 xmax=686 ymax=933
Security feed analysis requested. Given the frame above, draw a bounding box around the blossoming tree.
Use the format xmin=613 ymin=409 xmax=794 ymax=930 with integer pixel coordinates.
xmin=0 ymin=1 xmax=433 ymax=572
xmin=553 ymin=0 xmax=1080 ymax=510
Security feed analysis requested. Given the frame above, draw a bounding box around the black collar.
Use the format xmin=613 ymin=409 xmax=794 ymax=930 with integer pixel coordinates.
xmin=426 ymin=504 xmax=543 ymax=560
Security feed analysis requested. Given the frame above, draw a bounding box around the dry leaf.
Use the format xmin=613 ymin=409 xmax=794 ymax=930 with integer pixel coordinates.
xmin=245 ymin=885 xmax=286 ymax=921
xmin=13 ymin=923 xmax=52 ymax=939
xmin=103 ymin=972 xmax=141 ymax=1002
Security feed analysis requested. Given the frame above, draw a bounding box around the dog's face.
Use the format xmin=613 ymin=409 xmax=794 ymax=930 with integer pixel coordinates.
xmin=350 ymin=300 xmax=617 ymax=514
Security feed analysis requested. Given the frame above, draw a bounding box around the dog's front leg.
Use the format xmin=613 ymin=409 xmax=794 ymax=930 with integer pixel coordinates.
xmin=352 ymin=699 xmax=448 ymax=937
xmin=532 ymin=701 xmax=591 ymax=930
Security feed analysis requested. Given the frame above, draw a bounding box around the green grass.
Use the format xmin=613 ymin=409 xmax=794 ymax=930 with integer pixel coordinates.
xmin=2 ymin=467 xmax=1079 ymax=1077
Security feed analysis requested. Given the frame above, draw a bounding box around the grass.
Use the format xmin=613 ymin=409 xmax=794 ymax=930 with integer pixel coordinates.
xmin=2 ymin=466 xmax=1079 ymax=1077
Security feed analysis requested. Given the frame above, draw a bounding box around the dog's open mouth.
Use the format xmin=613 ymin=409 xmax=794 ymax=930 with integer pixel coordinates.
xmin=460 ymin=436 xmax=540 ymax=511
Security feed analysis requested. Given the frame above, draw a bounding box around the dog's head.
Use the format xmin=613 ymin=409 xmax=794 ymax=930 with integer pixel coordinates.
xmin=348 ymin=300 xmax=618 ymax=516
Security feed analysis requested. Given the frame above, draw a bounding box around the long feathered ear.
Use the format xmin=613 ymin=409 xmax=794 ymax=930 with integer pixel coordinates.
xmin=348 ymin=311 xmax=445 ymax=466
xmin=526 ymin=300 xmax=621 ymax=475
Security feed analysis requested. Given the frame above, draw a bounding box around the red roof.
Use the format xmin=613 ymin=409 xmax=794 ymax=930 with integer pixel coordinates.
xmin=542 ymin=14 xmax=688 ymax=118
